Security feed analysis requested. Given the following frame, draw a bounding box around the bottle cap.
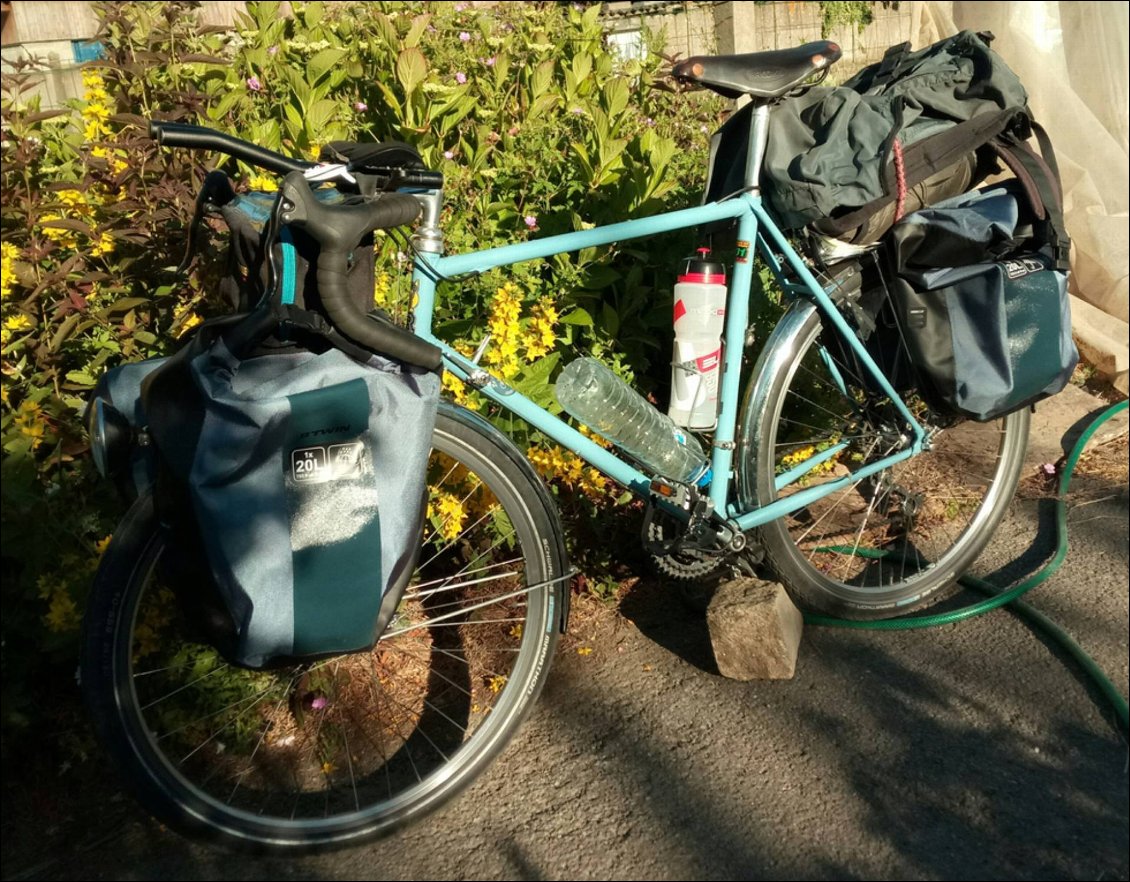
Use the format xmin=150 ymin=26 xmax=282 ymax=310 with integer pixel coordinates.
xmin=678 ymin=248 xmax=726 ymax=284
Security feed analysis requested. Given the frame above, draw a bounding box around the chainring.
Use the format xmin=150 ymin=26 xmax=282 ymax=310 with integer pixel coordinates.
xmin=645 ymin=511 xmax=757 ymax=582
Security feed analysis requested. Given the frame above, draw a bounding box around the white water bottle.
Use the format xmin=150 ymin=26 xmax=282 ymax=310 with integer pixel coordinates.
xmin=669 ymin=248 xmax=727 ymax=430
xmin=556 ymin=357 xmax=708 ymax=483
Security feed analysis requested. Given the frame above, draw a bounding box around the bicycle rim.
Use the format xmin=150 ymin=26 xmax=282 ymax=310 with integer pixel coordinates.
xmin=88 ymin=411 xmax=562 ymax=850
xmin=746 ymin=307 xmax=1028 ymax=617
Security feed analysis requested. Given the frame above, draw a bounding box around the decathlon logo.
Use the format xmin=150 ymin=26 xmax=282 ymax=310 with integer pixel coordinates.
xmin=299 ymin=425 xmax=351 ymax=439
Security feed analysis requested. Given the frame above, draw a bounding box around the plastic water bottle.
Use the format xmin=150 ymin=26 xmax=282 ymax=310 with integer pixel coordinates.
xmin=556 ymin=357 xmax=708 ymax=483
xmin=669 ymin=248 xmax=727 ymax=430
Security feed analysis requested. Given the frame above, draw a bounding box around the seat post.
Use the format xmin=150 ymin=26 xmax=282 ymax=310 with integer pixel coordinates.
xmin=743 ymin=102 xmax=772 ymax=192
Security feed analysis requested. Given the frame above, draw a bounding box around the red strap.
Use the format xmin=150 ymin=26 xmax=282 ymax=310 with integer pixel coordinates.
xmin=892 ymin=138 xmax=907 ymax=221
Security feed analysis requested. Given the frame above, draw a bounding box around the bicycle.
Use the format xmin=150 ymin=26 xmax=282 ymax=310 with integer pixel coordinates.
xmin=81 ymin=41 xmax=1029 ymax=851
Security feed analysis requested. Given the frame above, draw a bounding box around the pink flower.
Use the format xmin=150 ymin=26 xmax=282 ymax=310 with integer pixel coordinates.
xmin=524 ymin=215 xmax=538 ymax=229
xmin=246 ymin=75 xmax=263 ymax=92
xmin=485 ymin=56 xmax=496 ymax=67
xmin=310 ymin=695 xmax=328 ymax=710
xmin=1042 ymin=462 xmax=1058 ymax=476
xmin=459 ymin=31 xmax=472 ymax=42
xmin=354 ymin=101 xmax=368 ymax=112
xmin=454 ymin=2 xmax=466 ymax=10
xmin=508 ymin=125 xmax=520 ymax=136
xmin=267 ymin=46 xmax=278 ymax=56
xmin=443 ymin=150 xmax=454 ymax=160
xmin=455 ymin=71 xmax=467 ymax=84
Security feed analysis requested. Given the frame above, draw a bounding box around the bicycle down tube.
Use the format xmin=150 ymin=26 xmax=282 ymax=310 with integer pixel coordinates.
xmin=409 ymin=190 xmax=926 ymax=532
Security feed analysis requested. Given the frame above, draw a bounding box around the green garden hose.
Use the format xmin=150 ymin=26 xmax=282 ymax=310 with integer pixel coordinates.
xmin=805 ymin=399 xmax=1129 ymax=732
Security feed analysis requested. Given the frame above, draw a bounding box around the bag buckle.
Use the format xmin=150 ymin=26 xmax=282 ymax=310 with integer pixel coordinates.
xmin=1054 ymin=239 xmax=1071 ymax=272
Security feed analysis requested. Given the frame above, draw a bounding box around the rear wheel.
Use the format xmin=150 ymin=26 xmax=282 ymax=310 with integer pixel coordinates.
xmin=82 ymin=405 xmax=566 ymax=851
xmin=742 ymin=305 xmax=1028 ymax=619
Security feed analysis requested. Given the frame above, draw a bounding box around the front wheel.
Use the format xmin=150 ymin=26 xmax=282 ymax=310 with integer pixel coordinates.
xmin=739 ymin=304 xmax=1029 ymax=619
xmin=82 ymin=404 xmax=567 ymax=851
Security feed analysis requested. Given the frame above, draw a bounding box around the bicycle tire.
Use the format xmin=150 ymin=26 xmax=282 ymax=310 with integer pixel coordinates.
xmin=739 ymin=304 xmax=1029 ymax=619
xmin=81 ymin=403 xmax=567 ymax=851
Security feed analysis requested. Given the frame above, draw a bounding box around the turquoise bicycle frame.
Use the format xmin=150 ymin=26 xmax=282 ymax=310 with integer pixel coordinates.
xmin=408 ymin=108 xmax=926 ymax=535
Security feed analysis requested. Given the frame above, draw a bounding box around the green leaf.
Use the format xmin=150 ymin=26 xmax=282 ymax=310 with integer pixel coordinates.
xmin=371 ymin=12 xmax=399 ymax=50
xmin=305 ymin=98 xmax=338 ymax=133
xmin=306 ymin=48 xmax=348 ymax=85
xmin=65 ymin=370 xmax=98 ymax=387
xmin=531 ymin=59 xmax=555 ymax=98
xmin=302 ymin=1 xmax=325 ymax=28
xmin=396 ymin=47 xmax=428 ymax=95
xmin=512 ymin=352 xmax=562 ymax=407
xmin=569 ymin=141 xmax=595 ymax=186
xmin=209 ymin=89 xmax=245 ymax=121
xmin=582 ymin=266 xmax=621 ymax=289
xmin=603 ymin=77 xmax=629 ymax=120
xmin=601 ymin=301 xmax=620 ymax=337
xmin=404 ymin=14 xmax=432 ymax=49
xmin=39 ymin=217 xmax=91 ymax=235
xmin=572 ymin=52 xmax=593 ymax=85
xmin=433 ymin=93 xmax=477 ymax=134
xmin=560 ymin=308 xmax=594 ymax=327
xmin=529 ymin=93 xmax=559 ymax=119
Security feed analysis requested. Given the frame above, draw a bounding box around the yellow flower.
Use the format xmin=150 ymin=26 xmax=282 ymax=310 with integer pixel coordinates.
xmin=173 ymin=301 xmax=203 ymax=336
xmin=523 ymin=297 xmax=559 ymax=361
xmin=576 ymin=646 xmax=593 ymax=656
xmin=1 ymin=241 xmax=19 ymax=301
xmin=485 ymin=282 xmax=525 ymax=380
xmin=4 ymin=313 xmax=33 ymax=333
xmin=56 ymin=189 xmax=86 ymax=208
xmin=430 ymin=489 xmax=467 ymax=542
xmin=579 ymin=424 xmax=611 ymax=449
xmin=247 ymin=173 xmax=278 ymax=192
xmin=94 ymin=535 xmax=113 ymax=556
xmin=38 ymin=213 xmax=80 ymax=250
xmin=372 ymin=270 xmax=391 ymax=307
xmin=90 ymin=230 xmax=115 ymax=258
xmin=528 ymin=442 xmax=613 ymax=500
xmin=45 ymin=588 xmax=80 ymax=633
xmin=81 ymin=68 xmax=113 ymax=144
xmin=488 ymin=675 xmax=507 ymax=693
xmin=441 ymin=371 xmax=479 ymax=410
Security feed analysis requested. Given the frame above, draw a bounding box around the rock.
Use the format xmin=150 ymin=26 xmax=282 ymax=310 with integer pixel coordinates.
xmin=705 ymin=577 xmax=804 ymax=680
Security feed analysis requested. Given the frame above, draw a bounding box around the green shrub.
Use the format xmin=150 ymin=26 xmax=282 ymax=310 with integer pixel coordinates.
xmin=0 ymin=0 xmax=725 ymax=753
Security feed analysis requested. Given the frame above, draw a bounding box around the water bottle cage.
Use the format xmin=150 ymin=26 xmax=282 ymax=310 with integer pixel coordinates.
xmin=672 ymin=358 xmax=705 ymax=376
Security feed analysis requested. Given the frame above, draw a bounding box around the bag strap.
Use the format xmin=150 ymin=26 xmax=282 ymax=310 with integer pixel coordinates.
xmin=278 ymin=226 xmax=298 ymax=306
xmin=871 ymin=41 xmax=912 ymax=89
xmin=220 ymin=303 xmax=377 ymax=364
xmin=819 ymin=107 xmax=1031 ymax=238
xmin=178 ymin=171 xmax=236 ymax=273
xmin=992 ymin=124 xmax=1070 ymax=270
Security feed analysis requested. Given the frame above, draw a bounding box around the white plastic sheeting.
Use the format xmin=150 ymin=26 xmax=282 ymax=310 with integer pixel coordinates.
xmin=918 ymin=1 xmax=1129 ymax=394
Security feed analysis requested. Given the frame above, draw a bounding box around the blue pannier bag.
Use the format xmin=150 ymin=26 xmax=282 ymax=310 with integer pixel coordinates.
xmin=90 ymin=307 xmax=440 ymax=669
xmin=887 ymin=184 xmax=1077 ymax=421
